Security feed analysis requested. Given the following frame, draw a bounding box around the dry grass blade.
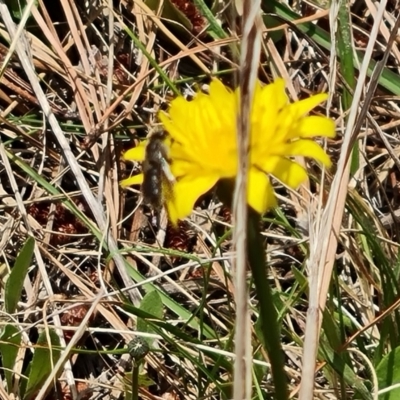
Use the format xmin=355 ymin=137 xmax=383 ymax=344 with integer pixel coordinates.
xmin=232 ymin=0 xmax=262 ymax=398
xmin=2 ymin=0 xmax=400 ymax=397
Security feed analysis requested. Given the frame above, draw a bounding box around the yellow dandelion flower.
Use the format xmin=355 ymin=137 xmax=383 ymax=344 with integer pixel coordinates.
xmin=122 ymin=78 xmax=335 ymax=224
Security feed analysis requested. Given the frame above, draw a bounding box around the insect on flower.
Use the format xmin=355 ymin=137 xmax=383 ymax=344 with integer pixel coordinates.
xmin=141 ymin=127 xmax=175 ymax=211
xmin=122 ymin=79 xmax=335 ymax=225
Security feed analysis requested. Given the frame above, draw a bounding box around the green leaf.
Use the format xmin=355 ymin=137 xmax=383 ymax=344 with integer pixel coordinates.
xmin=0 ymin=324 xmax=22 ymax=390
xmin=376 ymin=346 xmax=400 ymax=400
xmin=139 ymin=290 xmax=164 ymax=321
xmin=5 ymin=236 xmax=35 ymax=314
xmin=24 ymin=329 xmax=62 ymax=400
xmin=137 ymin=291 xmax=163 ymax=346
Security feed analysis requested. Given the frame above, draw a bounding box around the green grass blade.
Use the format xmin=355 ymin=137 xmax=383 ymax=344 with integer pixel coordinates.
xmin=5 ymin=236 xmax=34 ymax=314
xmin=0 ymin=325 xmax=22 ymax=391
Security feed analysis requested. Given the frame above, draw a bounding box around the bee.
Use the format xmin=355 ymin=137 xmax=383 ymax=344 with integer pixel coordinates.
xmin=141 ymin=127 xmax=175 ymax=212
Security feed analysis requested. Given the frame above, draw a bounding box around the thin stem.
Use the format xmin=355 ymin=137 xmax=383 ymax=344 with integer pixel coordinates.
xmin=247 ymin=209 xmax=288 ymax=400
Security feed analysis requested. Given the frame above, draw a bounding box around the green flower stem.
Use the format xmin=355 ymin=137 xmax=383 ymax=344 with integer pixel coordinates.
xmin=131 ymin=361 xmax=139 ymax=400
xmin=128 ymin=338 xmax=149 ymax=400
xmin=247 ymin=209 xmax=288 ymax=400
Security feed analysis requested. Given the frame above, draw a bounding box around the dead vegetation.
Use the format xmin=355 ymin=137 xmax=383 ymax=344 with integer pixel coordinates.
xmin=0 ymin=0 xmax=400 ymax=399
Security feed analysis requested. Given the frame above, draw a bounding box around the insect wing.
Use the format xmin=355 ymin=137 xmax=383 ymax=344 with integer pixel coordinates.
xmin=141 ymin=131 xmax=175 ymax=210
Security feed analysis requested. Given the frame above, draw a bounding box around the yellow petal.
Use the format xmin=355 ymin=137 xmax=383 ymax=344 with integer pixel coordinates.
xmin=167 ymin=96 xmax=190 ymax=123
xmin=123 ymin=144 xmax=146 ymax=162
xmin=121 ymin=173 xmax=144 ymax=187
xmin=166 ymin=174 xmax=218 ymax=225
xmin=209 ymin=79 xmax=233 ymax=104
xmin=159 ymin=113 xmax=188 ymax=146
xmin=209 ymin=82 xmax=236 ymax=128
xmin=259 ymin=79 xmax=287 ymax=113
xmin=261 ymin=157 xmax=308 ymax=188
xmin=292 ymin=93 xmax=328 ymax=116
xmin=247 ymin=168 xmax=276 ymax=214
xmin=294 ymin=116 xmax=336 ymax=139
xmin=158 ymin=100 xmax=192 ymax=145
xmin=171 ymin=159 xmax=198 ymax=178
xmin=255 ymin=79 xmax=288 ymax=138
xmin=283 ymin=140 xmax=332 ymax=167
